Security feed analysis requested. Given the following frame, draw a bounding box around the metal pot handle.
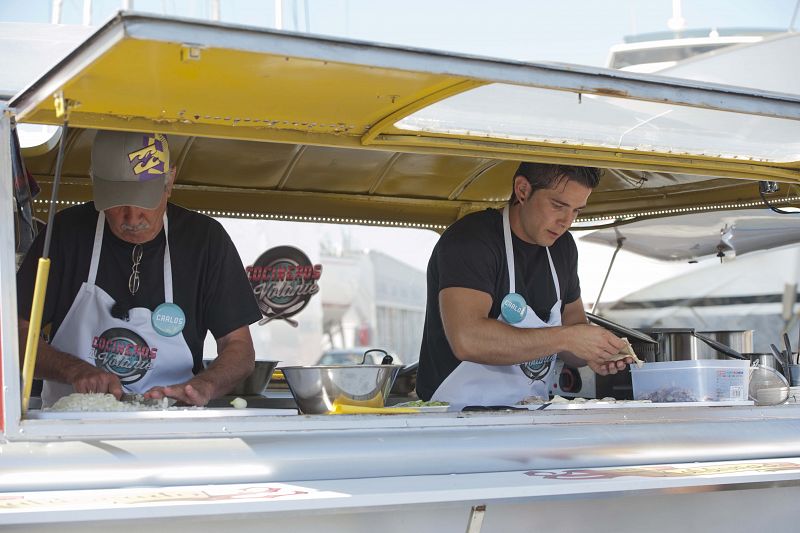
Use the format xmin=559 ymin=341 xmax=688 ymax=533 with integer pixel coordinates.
xmin=362 ymin=348 xmax=392 ymax=365
xmin=692 ymin=332 xmax=746 ymax=360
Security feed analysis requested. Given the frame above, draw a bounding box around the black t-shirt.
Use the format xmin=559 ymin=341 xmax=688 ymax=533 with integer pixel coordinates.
xmin=416 ymin=208 xmax=581 ymax=400
xmin=16 ymin=202 xmax=261 ymax=374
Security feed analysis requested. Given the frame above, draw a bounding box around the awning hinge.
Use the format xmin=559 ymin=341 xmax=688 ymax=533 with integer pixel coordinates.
xmin=53 ymin=92 xmax=79 ymax=120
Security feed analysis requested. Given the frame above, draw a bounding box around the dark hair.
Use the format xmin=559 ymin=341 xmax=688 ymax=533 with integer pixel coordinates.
xmin=509 ymin=162 xmax=601 ymax=204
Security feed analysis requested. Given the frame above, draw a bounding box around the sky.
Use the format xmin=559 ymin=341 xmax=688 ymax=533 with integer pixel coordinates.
xmin=4 ymin=1 xmax=796 ymax=65
xmin=2 ymin=0 xmax=798 ymax=303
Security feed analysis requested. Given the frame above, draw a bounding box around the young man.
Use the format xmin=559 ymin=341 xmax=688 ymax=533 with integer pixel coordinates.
xmin=416 ymin=162 xmax=630 ymax=405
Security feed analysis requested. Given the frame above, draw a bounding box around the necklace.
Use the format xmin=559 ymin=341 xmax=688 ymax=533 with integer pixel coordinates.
xmin=128 ymin=244 xmax=143 ymax=295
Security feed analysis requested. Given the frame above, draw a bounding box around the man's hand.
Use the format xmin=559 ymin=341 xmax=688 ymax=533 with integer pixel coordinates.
xmin=143 ymin=326 xmax=255 ymax=407
xmin=562 ymin=323 xmax=627 ymax=369
xmin=587 ymin=357 xmax=635 ymax=376
xmin=144 ymin=377 xmax=214 ymax=407
xmin=69 ymin=365 xmax=124 ymax=398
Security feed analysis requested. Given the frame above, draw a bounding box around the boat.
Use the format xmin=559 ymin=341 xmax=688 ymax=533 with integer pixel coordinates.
xmin=586 ymin=30 xmax=800 ymax=352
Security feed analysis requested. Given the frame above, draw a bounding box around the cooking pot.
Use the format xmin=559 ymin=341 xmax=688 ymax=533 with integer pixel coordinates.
xmin=631 ymin=328 xmax=753 ymax=362
xmin=748 ymin=353 xmax=780 ymax=371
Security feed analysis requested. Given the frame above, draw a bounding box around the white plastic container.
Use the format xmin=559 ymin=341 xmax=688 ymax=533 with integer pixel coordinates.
xmin=630 ymin=360 xmax=749 ymax=402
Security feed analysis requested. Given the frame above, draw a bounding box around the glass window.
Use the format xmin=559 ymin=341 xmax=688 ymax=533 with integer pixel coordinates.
xmin=395 ymin=83 xmax=800 ymax=163
xmin=204 ymin=218 xmax=438 ymax=368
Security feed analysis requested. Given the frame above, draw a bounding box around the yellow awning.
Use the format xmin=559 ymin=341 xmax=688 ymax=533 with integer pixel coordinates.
xmin=11 ymin=12 xmax=800 ymax=227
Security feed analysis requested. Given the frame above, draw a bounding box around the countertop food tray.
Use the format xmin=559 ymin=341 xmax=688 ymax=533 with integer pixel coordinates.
xmin=391 ymin=402 xmax=450 ymax=412
xmin=523 ymin=400 xmax=754 ymax=410
xmin=26 ymin=407 xmax=298 ymax=420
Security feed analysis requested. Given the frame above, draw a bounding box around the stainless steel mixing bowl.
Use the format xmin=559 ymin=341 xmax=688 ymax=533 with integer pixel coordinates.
xmin=282 ymin=365 xmax=401 ymax=414
xmin=230 ymin=360 xmax=280 ymax=396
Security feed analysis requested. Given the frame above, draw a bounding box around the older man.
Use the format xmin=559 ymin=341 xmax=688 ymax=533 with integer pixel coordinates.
xmin=17 ymin=130 xmax=261 ymax=406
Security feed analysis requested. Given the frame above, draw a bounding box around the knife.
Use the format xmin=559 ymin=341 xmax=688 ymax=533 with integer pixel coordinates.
xmin=462 ymin=405 xmax=527 ymax=412
xmin=120 ymin=393 xmax=177 ymax=408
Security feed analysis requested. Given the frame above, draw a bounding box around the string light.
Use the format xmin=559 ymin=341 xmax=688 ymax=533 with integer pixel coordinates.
xmin=575 ymin=195 xmax=800 ymax=225
xmin=39 ymin=194 xmax=796 ymax=230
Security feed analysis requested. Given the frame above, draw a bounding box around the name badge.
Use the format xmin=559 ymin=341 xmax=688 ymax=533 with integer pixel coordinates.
xmin=152 ymin=303 xmax=186 ymax=337
xmin=500 ymin=293 xmax=527 ymax=324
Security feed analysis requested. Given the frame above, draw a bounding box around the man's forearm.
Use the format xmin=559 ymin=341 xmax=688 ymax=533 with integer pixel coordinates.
xmin=17 ymin=319 xmax=93 ymax=384
xmin=447 ymin=318 xmax=573 ymax=365
xmin=196 ymin=333 xmax=255 ymax=399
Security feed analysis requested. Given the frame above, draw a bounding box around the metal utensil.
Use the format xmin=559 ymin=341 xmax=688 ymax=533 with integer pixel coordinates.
xmin=769 ymin=343 xmax=792 ymax=382
xmin=586 ymin=313 xmax=658 ymax=344
xmin=769 ymin=343 xmax=785 ymax=368
xmin=783 ymin=333 xmax=793 ymax=386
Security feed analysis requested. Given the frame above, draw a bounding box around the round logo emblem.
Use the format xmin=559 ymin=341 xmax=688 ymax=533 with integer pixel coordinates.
xmin=246 ymin=246 xmax=322 ymax=326
xmin=152 ymin=303 xmax=186 ymax=337
xmin=92 ymin=327 xmax=155 ymax=385
xmin=500 ymin=292 xmax=527 ymax=324
xmin=520 ymin=356 xmax=554 ymax=381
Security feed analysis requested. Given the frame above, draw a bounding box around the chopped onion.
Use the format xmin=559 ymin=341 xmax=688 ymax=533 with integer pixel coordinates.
xmin=230 ymin=397 xmax=248 ymax=409
xmin=47 ymin=393 xmax=173 ymax=412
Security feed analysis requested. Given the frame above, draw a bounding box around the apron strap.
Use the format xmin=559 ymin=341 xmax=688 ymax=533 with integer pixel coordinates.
xmin=87 ymin=211 xmax=174 ymax=303
xmin=88 ymin=212 xmax=105 ymax=284
xmin=163 ymin=213 xmax=174 ymax=303
xmin=545 ymin=248 xmax=561 ymax=300
xmin=502 ymin=206 xmax=516 ymax=294
xmin=503 ymin=206 xmax=562 ymax=302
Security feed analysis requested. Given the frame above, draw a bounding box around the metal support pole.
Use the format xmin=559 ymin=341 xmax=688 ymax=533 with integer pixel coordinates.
xmin=21 ymin=121 xmax=69 ymax=413
xmin=591 ymin=233 xmax=625 ymax=315
xmin=274 ymin=0 xmax=282 ymax=29
xmin=51 ymin=0 xmax=63 ymax=24
xmin=83 ymin=0 xmax=92 ymax=26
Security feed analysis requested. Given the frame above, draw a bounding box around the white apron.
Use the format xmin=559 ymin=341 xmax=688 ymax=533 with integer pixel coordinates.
xmin=431 ymin=206 xmax=562 ymax=407
xmin=42 ymin=212 xmax=194 ymax=406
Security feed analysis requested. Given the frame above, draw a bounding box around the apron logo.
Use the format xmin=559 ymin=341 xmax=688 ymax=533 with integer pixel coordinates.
xmin=520 ymin=357 xmax=553 ymax=381
xmin=247 ymin=246 xmax=322 ymax=326
xmin=92 ymin=327 xmax=157 ymax=385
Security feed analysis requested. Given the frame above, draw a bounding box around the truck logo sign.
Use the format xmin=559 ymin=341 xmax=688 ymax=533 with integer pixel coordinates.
xmin=247 ymin=246 xmax=322 ymax=327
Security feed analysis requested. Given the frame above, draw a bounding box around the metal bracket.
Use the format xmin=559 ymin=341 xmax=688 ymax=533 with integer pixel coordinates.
xmin=760 ymin=180 xmax=780 ymax=194
xmin=465 ymin=504 xmax=486 ymax=533
xmin=181 ymin=44 xmax=203 ymax=62
xmin=53 ymin=92 xmax=78 ymax=120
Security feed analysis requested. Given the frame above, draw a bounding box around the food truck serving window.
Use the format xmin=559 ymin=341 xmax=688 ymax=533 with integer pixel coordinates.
xmin=394 ymin=83 xmax=800 ymax=163
xmin=4 ymin=13 xmax=800 ymax=442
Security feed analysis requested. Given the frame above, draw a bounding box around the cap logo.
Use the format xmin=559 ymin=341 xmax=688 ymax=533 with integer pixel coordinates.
xmin=127 ymin=134 xmax=168 ymax=180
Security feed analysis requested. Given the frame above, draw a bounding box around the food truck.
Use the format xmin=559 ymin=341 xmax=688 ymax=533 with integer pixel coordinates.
xmin=2 ymin=12 xmax=800 ymax=532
